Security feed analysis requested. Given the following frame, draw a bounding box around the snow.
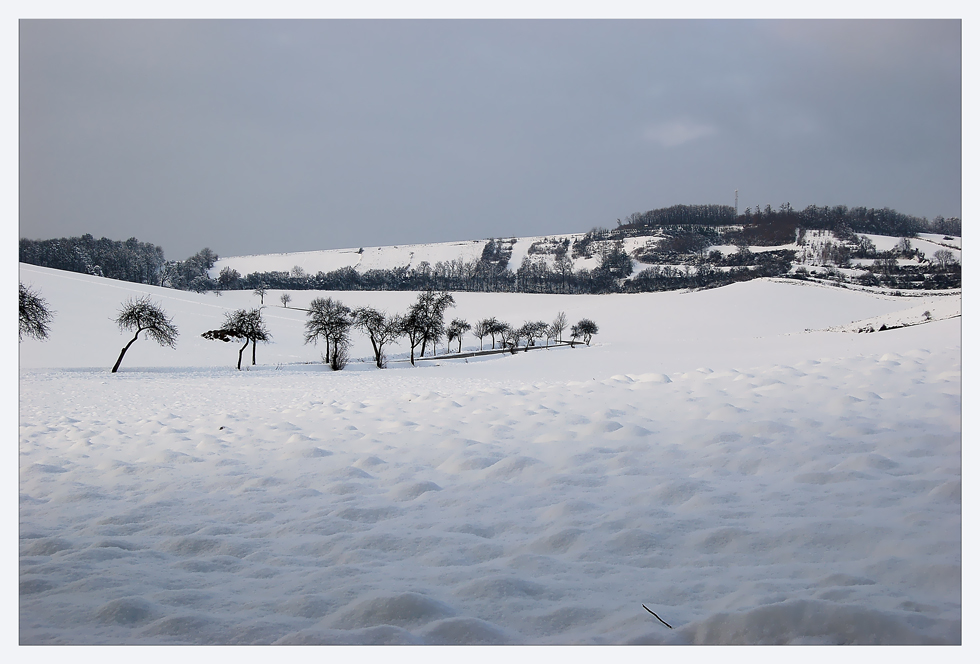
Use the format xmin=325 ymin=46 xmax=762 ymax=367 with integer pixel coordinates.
xmin=918 ymin=233 xmax=961 ymax=250
xmin=707 ymin=242 xmax=800 ymax=255
xmin=211 ymin=239 xmax=489 ymax=278
xmin=505 ymin=237 xmax=537 ymax=273
xmin=18 ymin=263 xmax=962 ymax=645
xmin=857 ymin=234 xmax=961 ymax=262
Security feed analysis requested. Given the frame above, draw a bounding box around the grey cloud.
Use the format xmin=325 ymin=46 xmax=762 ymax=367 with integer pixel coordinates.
xmin=20 ymin=19 xmax=960 ymax=259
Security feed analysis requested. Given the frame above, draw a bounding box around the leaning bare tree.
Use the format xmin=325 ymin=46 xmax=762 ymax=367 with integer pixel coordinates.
xmin=19 ymin=283 xmax=54 ymax=341
xmin=201 ymin=308 xmax=271 ymax=370
xmin=111 ymin=296 xmax=179 ymax=372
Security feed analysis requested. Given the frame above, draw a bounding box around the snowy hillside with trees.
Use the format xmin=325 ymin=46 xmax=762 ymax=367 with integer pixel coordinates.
xmin=201 ymin=204 xmax=961 ymax=295
xmin=18 ymin=263 xmax=961 ymax=644
xmin=21 ymin=203 xmax=961 ymax=297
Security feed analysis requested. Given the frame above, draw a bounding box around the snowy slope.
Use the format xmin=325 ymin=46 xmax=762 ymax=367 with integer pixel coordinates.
xmin=211 ymin=234 xmax=597 ymax=278
xmin=213 ymin=239 xmax=489 ymax=278
xmin=210 ymin=230 xmax=961 ymax=298
xmin=19 ymin=264 xmax=961 ymax=644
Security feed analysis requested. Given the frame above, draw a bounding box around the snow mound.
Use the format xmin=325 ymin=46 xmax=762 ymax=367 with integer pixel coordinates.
xmin=330 ymin=592 xmax=456 ymax=629
xmin=675 ymin=599 xmax=960 ymax=644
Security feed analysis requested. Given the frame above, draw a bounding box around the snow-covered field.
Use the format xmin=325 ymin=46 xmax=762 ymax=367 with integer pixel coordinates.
xmin=19 ymin=264 xmax=962 ymax=644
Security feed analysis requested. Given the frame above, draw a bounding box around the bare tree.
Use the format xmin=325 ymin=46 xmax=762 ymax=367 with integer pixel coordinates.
xmin=571 ymin=318 xmax=598 ymax=345
xmin=201 ymin=308 xmax=271 ymax=370
xmin=488 ymin=319 xmax=509 ymax=349
xmin=111 ymin=296 xmax=179 ymax=372
xmin=933 ymin=249 xmax=956 ymax=270
xmin=516 ymin=321 xmax=548 ymax=350
xmin=500 ymin=324 xmax=520 ymax=352
xmin=894 ymin=237 xmax=913 ymax=258
xmin=400 ymin=308 xmax=426 ymax=366
xmin=473 ymin=317 xmax=494 ymax=351
xmin=19 ymin=283 xmax=54 ymax=341
xmin=248 ymin=310 xmax=271 ymax=365
xmin=305 ymin=297 xmax=352 ymax=369
xmin=330 ymin=339 xmax=350 ymax=371
xmin=353 ymin=306 xmax=402 ymax=368
xmin=280 ymin=292 xmax=292 ymax=307
xmin=407 ymin=290 xmax=455 ymax=358
xmin=446 ymin=318 xmax=471 ymax=353
xmin=253 ymin=286 xmax=267 ymax=304
xmin=551 ymin=311 xmax=568 ymax=343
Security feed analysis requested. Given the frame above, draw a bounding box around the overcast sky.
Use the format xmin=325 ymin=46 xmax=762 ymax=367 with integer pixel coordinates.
xmin=19 ymin=19 xmax=961 ymax=260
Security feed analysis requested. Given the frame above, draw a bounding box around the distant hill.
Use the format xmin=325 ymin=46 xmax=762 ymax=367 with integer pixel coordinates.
xmin=209 ymin=205 xmax=961 ymax=294
xmin=21 ymin=204 xmax=961 ymax=294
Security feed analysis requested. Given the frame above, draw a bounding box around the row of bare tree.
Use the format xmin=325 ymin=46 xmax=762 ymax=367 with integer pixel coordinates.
xmin=296 ymin=291 xmax=598 ymax=370
xmin=19 ymin=286 xmax=598 ymax=372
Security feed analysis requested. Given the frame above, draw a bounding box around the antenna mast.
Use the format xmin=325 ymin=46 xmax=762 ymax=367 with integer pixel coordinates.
xmin=734 ymin=189 xmax=738 ymax=221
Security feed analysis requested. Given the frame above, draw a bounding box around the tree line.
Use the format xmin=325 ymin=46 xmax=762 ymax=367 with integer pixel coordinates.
xmin=612 ymin=202 xmax=960 ymax=240
xmin=19 ymin=234 xmax=166 ymax=285
xmin=19 ymin=288 xmax=598 ymax=372
xmin=281 ymin=291 xmax=597 ymax=370
xmin=19 ymin=236 xmax=219 ymax=291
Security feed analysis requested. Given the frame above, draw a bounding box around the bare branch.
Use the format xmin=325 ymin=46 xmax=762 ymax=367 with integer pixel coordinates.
xmin=642 ymin=604 xmax=672 ymax=629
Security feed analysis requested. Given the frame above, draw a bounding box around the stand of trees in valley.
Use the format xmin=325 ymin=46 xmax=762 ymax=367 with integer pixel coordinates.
xmin=192 ymin=292 xmax=591 ymax=371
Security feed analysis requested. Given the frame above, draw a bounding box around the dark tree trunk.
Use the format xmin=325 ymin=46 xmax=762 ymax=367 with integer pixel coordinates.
xmin=458 ymin=338 xmax=463 ymax=353
xmin=237 ymin=339 xmax=249 ymax=370
xmin=111 ymin=330 xmax=141 ymax=373
xmin=367 ymin=334 xmax=382 ymax=369
xmin=252 ymin=339 xmax=257 ymax=365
